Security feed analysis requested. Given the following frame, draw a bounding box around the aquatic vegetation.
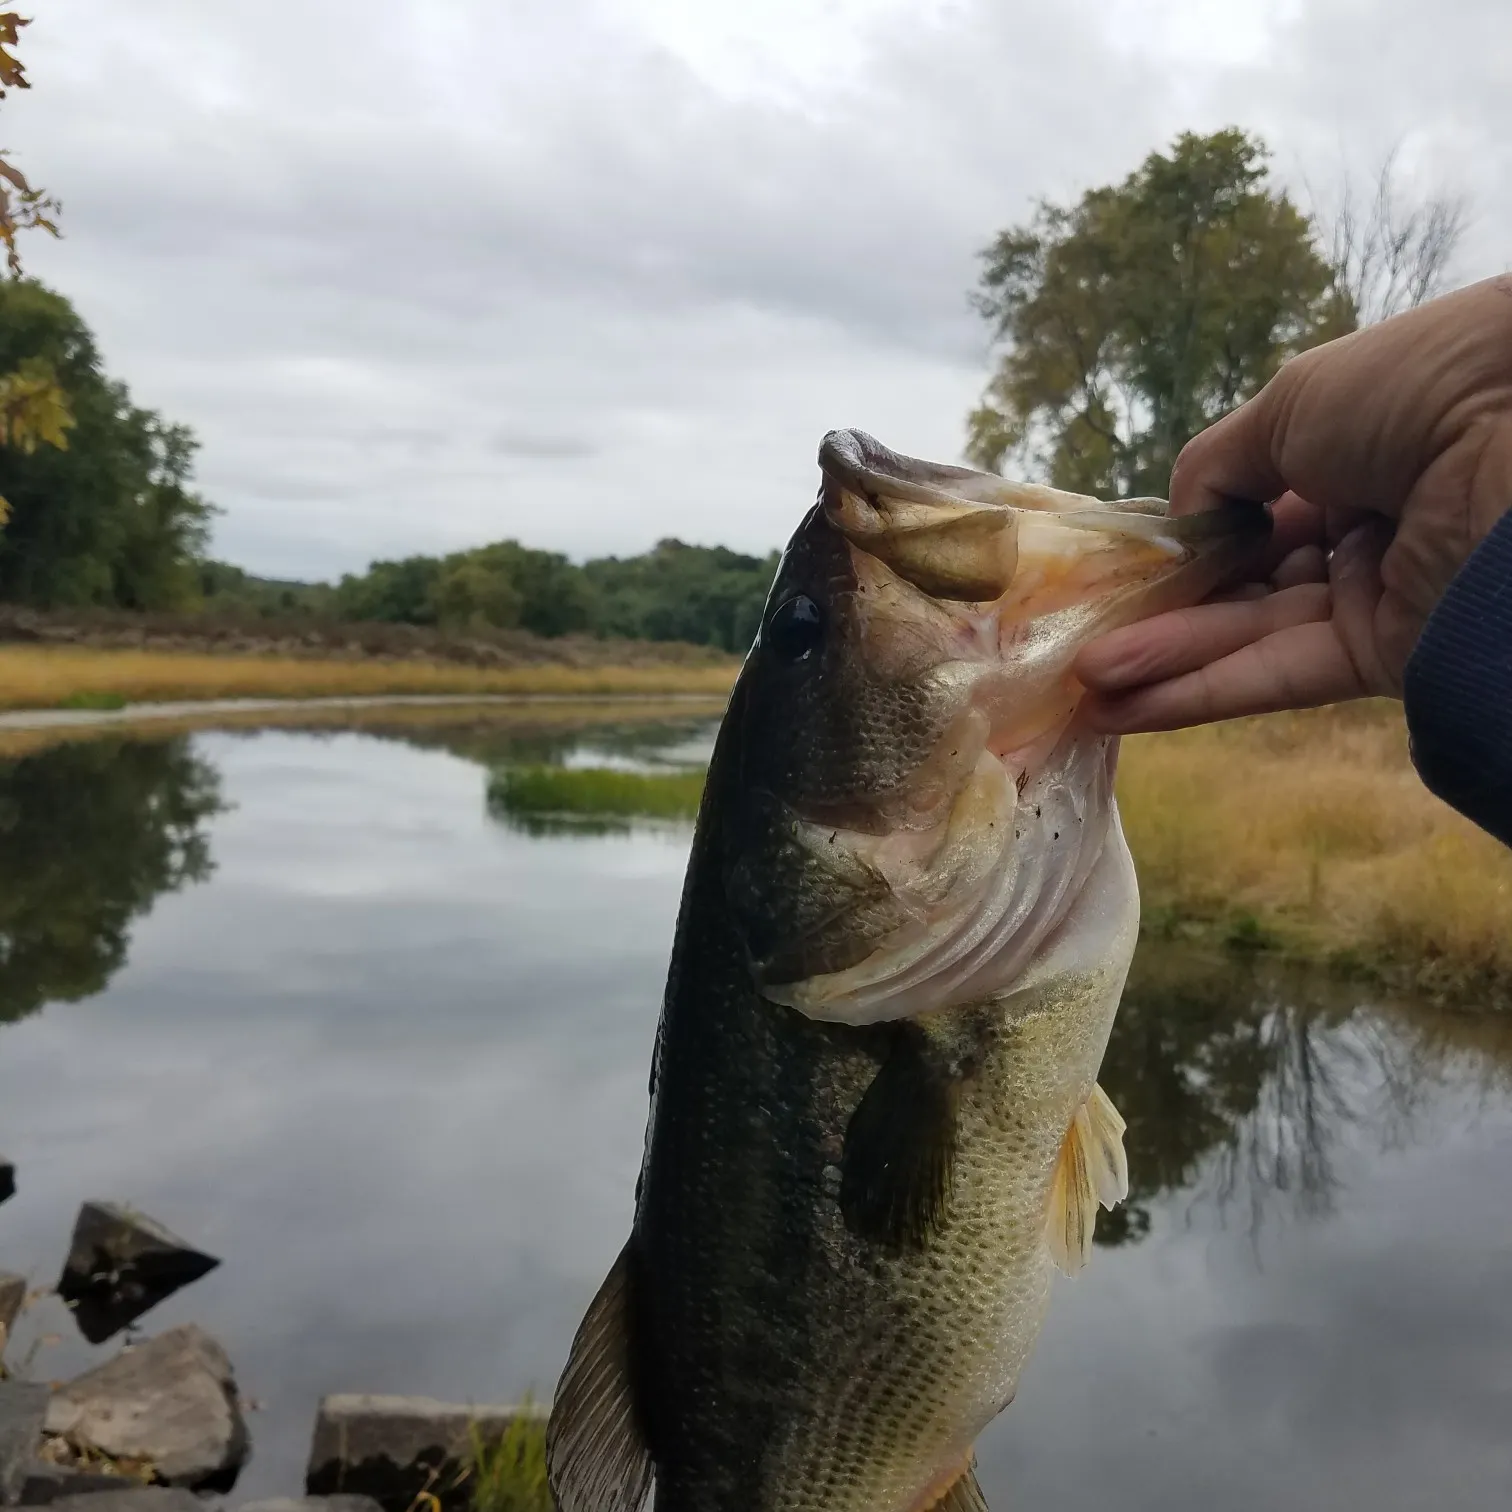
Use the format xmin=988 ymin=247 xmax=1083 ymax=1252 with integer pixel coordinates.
xmin=486 ymin=764 xmax=705 ymax=831
xmin=0 ymin=645 xmax=739 ymax=711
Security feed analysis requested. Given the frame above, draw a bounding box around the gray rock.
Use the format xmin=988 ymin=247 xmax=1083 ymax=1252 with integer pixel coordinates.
xmin=44 ymin=1325 xmax=247 ymax=1491
xmin=42 ymin=1493 xmax=206 ymax=1512
xmin=305 ymin=1395 xmax=548 ymax=1512
xmin=0 ymin=1158 xmax=13 ymax=1206
xmin=0 ymin=1382 xmax=49 ymax=1505
xmin=13 ymin=1461 xmax=143 ymax=1505
xmin=0 ymin=1274 xmax=26 ymax=1352
xmin=58 ymin=1206 xmax=219 ymax=1346
xmin=237 ymin=1499 xmax=382 ymax=1512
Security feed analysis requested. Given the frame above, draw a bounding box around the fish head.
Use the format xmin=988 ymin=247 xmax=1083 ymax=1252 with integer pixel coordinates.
xmin=724 ymin=427 xmax=1268 ymax=1024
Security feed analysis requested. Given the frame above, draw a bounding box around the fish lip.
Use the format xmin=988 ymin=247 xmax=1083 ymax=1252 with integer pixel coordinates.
xmin=817 ymin=427 xmax=1271 ymax=615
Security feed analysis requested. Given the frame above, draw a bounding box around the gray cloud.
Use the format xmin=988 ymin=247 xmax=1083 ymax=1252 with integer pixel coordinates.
xmin=5 ymin=0 xmax=1508 ymax=578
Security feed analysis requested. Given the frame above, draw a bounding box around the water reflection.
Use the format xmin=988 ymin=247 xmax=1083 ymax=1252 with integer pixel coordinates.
xmin=1101 ymin=944 xmax=1512 ymax=1248
xmin=0 ymin=737 xmax=222 ymax=1025
xmin=367 ymin=711 xmax=717 ymax=774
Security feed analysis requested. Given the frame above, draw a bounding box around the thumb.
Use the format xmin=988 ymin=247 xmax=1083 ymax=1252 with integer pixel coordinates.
xmin=1168 ymin=380 xmax=1290 ymax=518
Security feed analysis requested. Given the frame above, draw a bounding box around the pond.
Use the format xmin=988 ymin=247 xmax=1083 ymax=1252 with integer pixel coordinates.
xmin=2 ymin=711 xmax=1512 ymax=1510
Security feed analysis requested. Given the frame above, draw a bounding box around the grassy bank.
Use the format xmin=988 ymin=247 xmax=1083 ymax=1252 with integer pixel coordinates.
xmin=0 ymin=645 xmax=739 ymax=711
xmin=1118 ymin=700 xmax=1512 ymax=1005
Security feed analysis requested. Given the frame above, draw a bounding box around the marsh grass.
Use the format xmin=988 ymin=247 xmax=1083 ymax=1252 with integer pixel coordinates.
xmin=0 ymin=646 xmax=738 ymax=711
xmin=460 ymin=1409 xmax=551 ymax=1512
xmin=488 ymin=765 xmax=706 ymax=826
xmin=1118 ymin=700 xmax=1512 ymax=1003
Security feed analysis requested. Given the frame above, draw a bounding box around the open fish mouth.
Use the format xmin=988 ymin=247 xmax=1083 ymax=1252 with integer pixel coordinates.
xmin=747 ymin=430 xmax=1269 ymax=1026
xmin=819 ymin=426 xmax=1267 ymax=638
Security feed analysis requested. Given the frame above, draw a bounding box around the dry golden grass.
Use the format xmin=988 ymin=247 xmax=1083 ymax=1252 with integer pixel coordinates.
xmin=0 ymin=645 xmax=739 ymax=711
xmin=1119 ymin=699 xmax=1512 ymax=999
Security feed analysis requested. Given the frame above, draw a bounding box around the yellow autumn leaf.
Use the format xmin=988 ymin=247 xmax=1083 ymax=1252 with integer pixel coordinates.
xmin=0 ymin=12 xmax=29 ymax=93
xmin=0 ymin=361 xmax=75 ymax=454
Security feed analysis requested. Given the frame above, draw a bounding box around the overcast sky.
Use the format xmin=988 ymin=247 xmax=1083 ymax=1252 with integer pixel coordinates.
xmin=7 ymin=0 xmax=1509 ymax=580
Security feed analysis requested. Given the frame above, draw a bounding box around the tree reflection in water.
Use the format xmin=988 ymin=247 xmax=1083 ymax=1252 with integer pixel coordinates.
xmin=0 ymin=736 xmax=223 ymax=1024
xmin=1099 ymin=937 xmax=1512 ymax=1247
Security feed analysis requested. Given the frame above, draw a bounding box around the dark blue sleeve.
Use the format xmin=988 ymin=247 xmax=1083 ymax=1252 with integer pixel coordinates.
xmin=1403 ymin=508 xmax=1512 ymax=846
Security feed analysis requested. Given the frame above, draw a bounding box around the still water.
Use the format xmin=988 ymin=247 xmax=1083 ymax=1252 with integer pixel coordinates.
xmin=2 ymin=712 xmax=1512 ymax=1509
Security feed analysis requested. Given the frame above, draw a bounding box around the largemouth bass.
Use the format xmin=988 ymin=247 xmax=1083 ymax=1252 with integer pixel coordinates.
xmin=547 ymin=430 xmax=1267 ymax=1512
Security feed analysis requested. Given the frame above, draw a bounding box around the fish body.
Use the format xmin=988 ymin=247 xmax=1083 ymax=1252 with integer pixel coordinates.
xmin=548 ymin=431 xmax=1267 ymax=1512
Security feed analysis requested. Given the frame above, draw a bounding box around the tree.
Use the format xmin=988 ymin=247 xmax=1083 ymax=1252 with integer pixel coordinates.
xmin=583 ymin=540 xmax=779 ymax=652
xmin=968 ymin=129 xmax=1344 ymax=498
xmin=1317 ymin=147 xmax=1468 ymax=328
xmin=0 ymin=279 xmax=215 ymax=608
xmin=334 ymin=554 xmax=443 ymax=623
xmin=469 ymin=541 xmax=592 ymax=638
xmin=432 ymin=556 xmax=523 ymax=631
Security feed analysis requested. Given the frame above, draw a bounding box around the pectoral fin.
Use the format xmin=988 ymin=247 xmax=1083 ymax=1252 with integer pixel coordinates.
xmin=841 ymin=1030 xmax=963 ymax=1252
xmin=545 ymin=1241 xmax=654 ymax=1512
xmin=911 ymin=1457 xmax=989 ymax=1511
xmin=1045 ymin=1082 xmax=1129 ymax=1276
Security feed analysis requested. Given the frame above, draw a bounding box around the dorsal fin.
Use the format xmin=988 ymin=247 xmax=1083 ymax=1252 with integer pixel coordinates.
xmin=545 ymin=1240 xmax=654 ymax=1512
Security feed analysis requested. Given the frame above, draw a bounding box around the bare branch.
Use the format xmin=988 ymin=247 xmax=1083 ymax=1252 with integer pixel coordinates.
xmin=1320 ymin=146 xmax=1469 ymax=326
xmin=0 ymin=11 xmax=60 ymax=276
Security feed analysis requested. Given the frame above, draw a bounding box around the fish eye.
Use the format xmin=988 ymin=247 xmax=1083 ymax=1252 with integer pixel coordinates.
xmin=767 ymin=594 xmax=824 ymax=665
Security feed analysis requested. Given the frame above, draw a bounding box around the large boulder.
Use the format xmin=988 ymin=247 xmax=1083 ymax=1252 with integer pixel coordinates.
xmin=10 ymin=1459 xmax=143 ymax=1506
xmin=305 ymin=1395 xmax=548 ymax=1512
xmin=238 ymin=1499 xmax=384 ymax=1512
xmin=57 ymin=1205 xmax=219 ymax=1345
xmin=40 ymin=1494 xmax=204 ymax=1512
xmin=0 ymin=1381 xmax=49 ymax=1505
xmin=43 ymin=1325 xmax=248 ymax=1491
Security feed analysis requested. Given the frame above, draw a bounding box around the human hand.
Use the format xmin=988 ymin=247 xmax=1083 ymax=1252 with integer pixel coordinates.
xmin=1075 ymin=275 xmax=1512 ymax=733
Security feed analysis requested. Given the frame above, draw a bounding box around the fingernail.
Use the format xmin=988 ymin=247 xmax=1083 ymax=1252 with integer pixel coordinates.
xmin=1333 ymin=520 xmax=1390 ymax=579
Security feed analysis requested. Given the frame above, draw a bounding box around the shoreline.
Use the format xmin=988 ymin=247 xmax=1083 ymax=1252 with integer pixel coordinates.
xmin=0 ymin=689 xmax=730 ymax=733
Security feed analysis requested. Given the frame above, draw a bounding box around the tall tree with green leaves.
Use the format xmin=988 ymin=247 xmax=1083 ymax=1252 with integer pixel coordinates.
xmin=0 ymin=280 xmax=214 ymax=608
xmin=967 ymin=129 xmax=1347 ymax=499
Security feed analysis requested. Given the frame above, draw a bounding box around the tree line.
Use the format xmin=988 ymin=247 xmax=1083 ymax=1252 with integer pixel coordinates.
xmin=203 ymin=537 xmax=783 ymax=654
xmin=0 ymin=14 xmax=1471 ymax=654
